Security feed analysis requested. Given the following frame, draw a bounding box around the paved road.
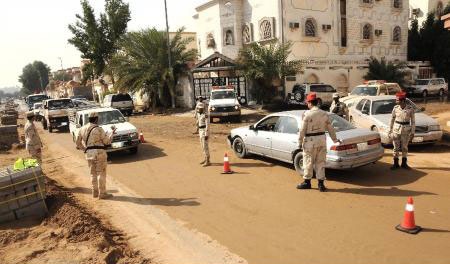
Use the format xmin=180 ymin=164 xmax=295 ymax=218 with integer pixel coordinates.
xmin=42 ymin=115 xmax=450 ymax=264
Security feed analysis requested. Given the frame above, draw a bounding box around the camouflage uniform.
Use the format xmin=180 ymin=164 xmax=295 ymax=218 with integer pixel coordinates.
xmin=76 ymin=118 xmax=114 ymax=197
xmin=299 ymin=106 xmax=338 ymax=181
xmin=197 ymin=110 xmax=210 ymax=166
xmin=330 ymin=100 xmax=349 ymax=120
xmin=24 ymin=119 xmax=42 ymax=164
xmin=389 ymin=105 xmax=415 ymax=159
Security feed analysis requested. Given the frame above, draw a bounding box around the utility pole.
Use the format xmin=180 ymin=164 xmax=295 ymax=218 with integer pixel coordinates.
xmin=58 ymin=57 xmax=64 ymax=82
xmin=164 ymin=0 xmax=171 ymax=69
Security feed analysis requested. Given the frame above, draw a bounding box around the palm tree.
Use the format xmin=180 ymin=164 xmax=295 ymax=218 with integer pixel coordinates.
xmin=364 ymin=57 xmax=407 ymax=87
xmin=109 ymin=27 xmax=197 ymax=109
xmin=237 ymin=41 xmax=302 ymax=104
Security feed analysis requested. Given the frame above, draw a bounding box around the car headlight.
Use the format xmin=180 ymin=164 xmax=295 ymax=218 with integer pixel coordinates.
xmin=234 ymin=105 xmax=240 ymax=110
xmin=429 ymin=125 xmax=441 ymax=131
xmin=129 ymin=132 xmax=138 ymax=139
xmin=210 ymin=107 xmax=216 ymax=111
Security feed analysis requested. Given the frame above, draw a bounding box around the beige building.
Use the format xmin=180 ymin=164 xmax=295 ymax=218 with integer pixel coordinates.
xmin=193 ymin=0 xmax=431 ymax=97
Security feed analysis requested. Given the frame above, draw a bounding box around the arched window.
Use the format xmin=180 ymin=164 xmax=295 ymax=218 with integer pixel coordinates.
xmin=225 ymin=29 xmax=234 ymax=45
xmin=305 ymin=18 xmax=316 ymax=37
xmin=362 ymin=23 xmax=373 ymax=40
xmin=393 ymin=0 xmax=402 ymax=9
xmin=260 ymin=19 xmax=272 ymax=40
xmin=393 ymin=26 xmax=401 ymax=42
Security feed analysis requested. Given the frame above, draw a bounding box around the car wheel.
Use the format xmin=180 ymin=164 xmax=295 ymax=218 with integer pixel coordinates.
xmin=232 ymin=137 xmax=247 ymax=158
xmin=234 ymin=115 xmax=241 ymax=123
xmin=294 ymin=91 xmax=304 ymax=102
xmin=293 ymin=152 xmax=304 ymax=176
xmin=129 ymin=146 xmax=138 ymax=155
xmin=209 ymin=116 xmax=214 ymax=123
xmin=439 ymin=89 xmax=445 ymax=97
xmin=422 ymin=90 xmax=428 ymax=98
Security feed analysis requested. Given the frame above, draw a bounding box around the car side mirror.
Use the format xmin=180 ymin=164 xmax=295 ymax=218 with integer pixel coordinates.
xmin=249 ymin=125 xmax=255 ymax=130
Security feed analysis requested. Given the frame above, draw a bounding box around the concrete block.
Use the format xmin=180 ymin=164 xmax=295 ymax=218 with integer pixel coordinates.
xmin=4 ymin=194 xmax=19 ymax=211
xmin=15 ymin=190 xmax=29 ymax=208
xmin=0 ymin=211 xmax=16 ymax=224
xmin=14 ymin=200 xmax=47 ymax=219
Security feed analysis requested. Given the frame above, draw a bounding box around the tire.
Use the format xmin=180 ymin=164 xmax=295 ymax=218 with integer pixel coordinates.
xmin=209 ymin=116 xmax=214 ymax=123
xmin=293 ymin=152 xmax=304 ymax=175
xmin=234 ymin=115 xmax=241 ymax=123
xmin=439 ymin=88 xmax=445 ymax=97
xmin=422 ymin=90 xmax=428 ymax=98
xmin=129 ymin=146 xmax=138 ymax=155
xmin=294 ymin=91 xmax=304 ymax=102
xmin=42 ymin=119 xmax=48 ymax=130
xmin=232 ymin=137 xmax=247 ymax=158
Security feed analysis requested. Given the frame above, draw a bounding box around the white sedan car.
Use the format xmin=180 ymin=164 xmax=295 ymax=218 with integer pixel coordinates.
xmin=349 ymin=95 xmax=443 ymax=144
xmin=227 ymin=110 xmax=384 ymax=174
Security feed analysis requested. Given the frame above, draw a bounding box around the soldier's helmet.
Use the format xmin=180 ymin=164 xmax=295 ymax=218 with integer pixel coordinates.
xmin=26 ymin=111 xmax=34 ymax=118
xmin=88 ymin=112 xmax=99 ymax=118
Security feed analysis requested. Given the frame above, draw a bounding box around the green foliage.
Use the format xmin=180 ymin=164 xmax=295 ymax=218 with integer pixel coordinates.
xmin=237 ymin=41 xmax=302 ymax=103
xmin=363 ymin=57 xmax=407 ymax=87
xmin=109 ymin=28 xmax=197 ymax=109
xmin=408 ymin=5 xmax=450 ymax=81
xmin=18 ymin=61 xmax=51 ymax=95
xmin=68 ymin=0 xmax=130 ymax=81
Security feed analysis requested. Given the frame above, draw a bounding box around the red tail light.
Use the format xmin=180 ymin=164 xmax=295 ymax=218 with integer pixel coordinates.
xmin=330 ymin=143 xmax=357 ymax=151
xmin=368 ymin=138 xmax=381 ymax=145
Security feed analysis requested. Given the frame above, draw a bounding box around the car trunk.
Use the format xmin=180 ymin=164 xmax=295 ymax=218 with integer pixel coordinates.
xmin=330 ymin=128 xmax=381 ymax=154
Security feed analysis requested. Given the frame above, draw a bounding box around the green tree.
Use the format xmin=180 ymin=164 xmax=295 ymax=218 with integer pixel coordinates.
xmin=408 ymin=18 xmax=422 ymax=61
xmin=237 ymin=41 xmax=302 ymax=104
xmin=18 ymin=61 xmax=50 ymax=95
xmin=109 ymin=28 xmax=197 ymax=109
xmin=363 ymin=57 xmax=407 ymax=87
xmin=68 ymin=0 xmax=130 ymax=83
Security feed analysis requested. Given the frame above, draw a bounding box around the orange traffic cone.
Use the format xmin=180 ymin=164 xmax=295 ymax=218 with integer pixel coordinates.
xmin=396 ymin=197 xmax=422 ymax=234
xmin=139 ymin=132 xmax=145 ymax=143
xmin=221 ymin=153 xmax=233 ymax=174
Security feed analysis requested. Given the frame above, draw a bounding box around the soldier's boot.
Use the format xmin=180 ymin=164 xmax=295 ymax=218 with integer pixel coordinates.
xmin=99 ymin=193 xmax=113 ymax=200
xmin=202 ymin=158 xmax=211 ymax=167
xmin=92 ymin=189 xmax=99 ymax=198
xmin=318 ymin=180 xmax=327 ymax=192
xmin=401 ymin=158 xmax=411 ymax=169
xmin=390 ymin=158 xmax=400 ymax=170
xmin=297 ymin=179 xmax=311 ymax=190
xmin=199 ymin=158 xmax=206 ymax=165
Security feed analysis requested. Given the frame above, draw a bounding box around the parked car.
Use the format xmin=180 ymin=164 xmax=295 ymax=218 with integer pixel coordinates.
xmin=103 ymin=93 xmax=134 ymax=116
xmin=405 ymin=78 xmax=448 ymax=98
xmin=32 ymin=102 xmax=43 ymax=121
xmin=42 ymin=98 xmax=74 ymax=133
xmin=208 ymin=86 xmax=241 ymax=122
xmin=69 ymin=107 xmax=140 ymax=154
xmin=349 ymin=95 xmax=443 ymax=144
xmin=340 ymin=81 xmax=402 ymax=108
xmin=227 ymin=111 xmax=384 ymax=174
xmin=25 ymin=94 xmax=48 ymax=111
xmin=286 ymin=83 xmax=337 ymax=107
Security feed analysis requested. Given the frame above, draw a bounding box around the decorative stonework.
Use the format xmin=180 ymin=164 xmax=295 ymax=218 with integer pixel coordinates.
xmin=206 ymin=32 xmax=216 ymax=49
xmin=259 ymin=17 xmax=275 ymax=41
xmin=223 ymin=27 xmax=234 ymax=45
xmin=242 ymin=23 xmax=253 ymax=44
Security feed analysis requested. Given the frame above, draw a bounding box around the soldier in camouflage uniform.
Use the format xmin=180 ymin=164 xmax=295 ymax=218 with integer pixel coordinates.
xmin=298 ymin=93 xmax=339 ymax=192
xmin=330 ymin=93 xmax=349 ymax=120
xmin=24 ymin=111 xmax=43 ymax=164
xmin=389 ymin=92 xmax=415 ymax=170
xmin=196 ymin=103 xmax=210 ymax=167
xmin=76 ymin=112 xmax=116 ymax=199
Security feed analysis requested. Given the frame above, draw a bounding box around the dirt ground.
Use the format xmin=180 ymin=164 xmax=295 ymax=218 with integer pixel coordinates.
xmin=0 ymin=119 xmax=150 ymax=264
xmin=2 ymin=100 xmax=450 ymax=264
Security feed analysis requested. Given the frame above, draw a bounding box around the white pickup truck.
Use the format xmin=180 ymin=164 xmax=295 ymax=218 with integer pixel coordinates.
xmin=69 ymin=107 xmax=141 ymax=154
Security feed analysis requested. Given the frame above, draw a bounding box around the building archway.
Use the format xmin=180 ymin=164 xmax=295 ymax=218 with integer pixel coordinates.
xmin=306 ymin=73 xmax=319 ymax=84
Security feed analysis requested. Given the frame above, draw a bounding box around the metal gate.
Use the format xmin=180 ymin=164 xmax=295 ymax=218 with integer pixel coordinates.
xmin=193 ymin=76 xmax=248 ymax=105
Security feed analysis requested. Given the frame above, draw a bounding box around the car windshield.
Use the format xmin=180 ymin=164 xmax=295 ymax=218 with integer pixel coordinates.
xmin=372 ymin=99 xmax=421 ymax=115
xmin=34 ymin=103 xmax=42 ymax=108
xmin=350 ymin=86 xmax=378 ymax=96
xmin=28 ymin=95 xmax=47 ymax=104
xmin=211 ymin=91 xmax=235 ymax=100
xmin=98 ymin=110 xmax=126 ymax=125
xmin=329 ymin=114 xmax=355 ymax=132
xmin=48 ymin=99 xmax=73 ymax=109
xmin=415 ymin=80 xmax=429 ymax=85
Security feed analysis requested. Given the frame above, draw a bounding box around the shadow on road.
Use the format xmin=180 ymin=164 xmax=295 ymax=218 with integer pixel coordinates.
xmin=209 ymin=162 xmax=275 ymax=168
xmin=108 ymin=143 xmax=166 ymax=164
xmin=421 ymin=228 xmax=450 ymax=233
xmin=327 ymin=161 xmax=427 ymax=187
xmin=328 ymin=186 xmax=436 ymax=197
xmin=66 ymin=186 xmax=200 ymax=206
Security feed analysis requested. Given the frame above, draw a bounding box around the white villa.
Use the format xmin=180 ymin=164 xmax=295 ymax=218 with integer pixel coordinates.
xmin=192 ymin=0 xmax=437 ymax=101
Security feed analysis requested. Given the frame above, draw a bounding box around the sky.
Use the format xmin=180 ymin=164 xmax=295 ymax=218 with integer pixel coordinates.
xmin=0 ymin=0 xmax=207 ymax=89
